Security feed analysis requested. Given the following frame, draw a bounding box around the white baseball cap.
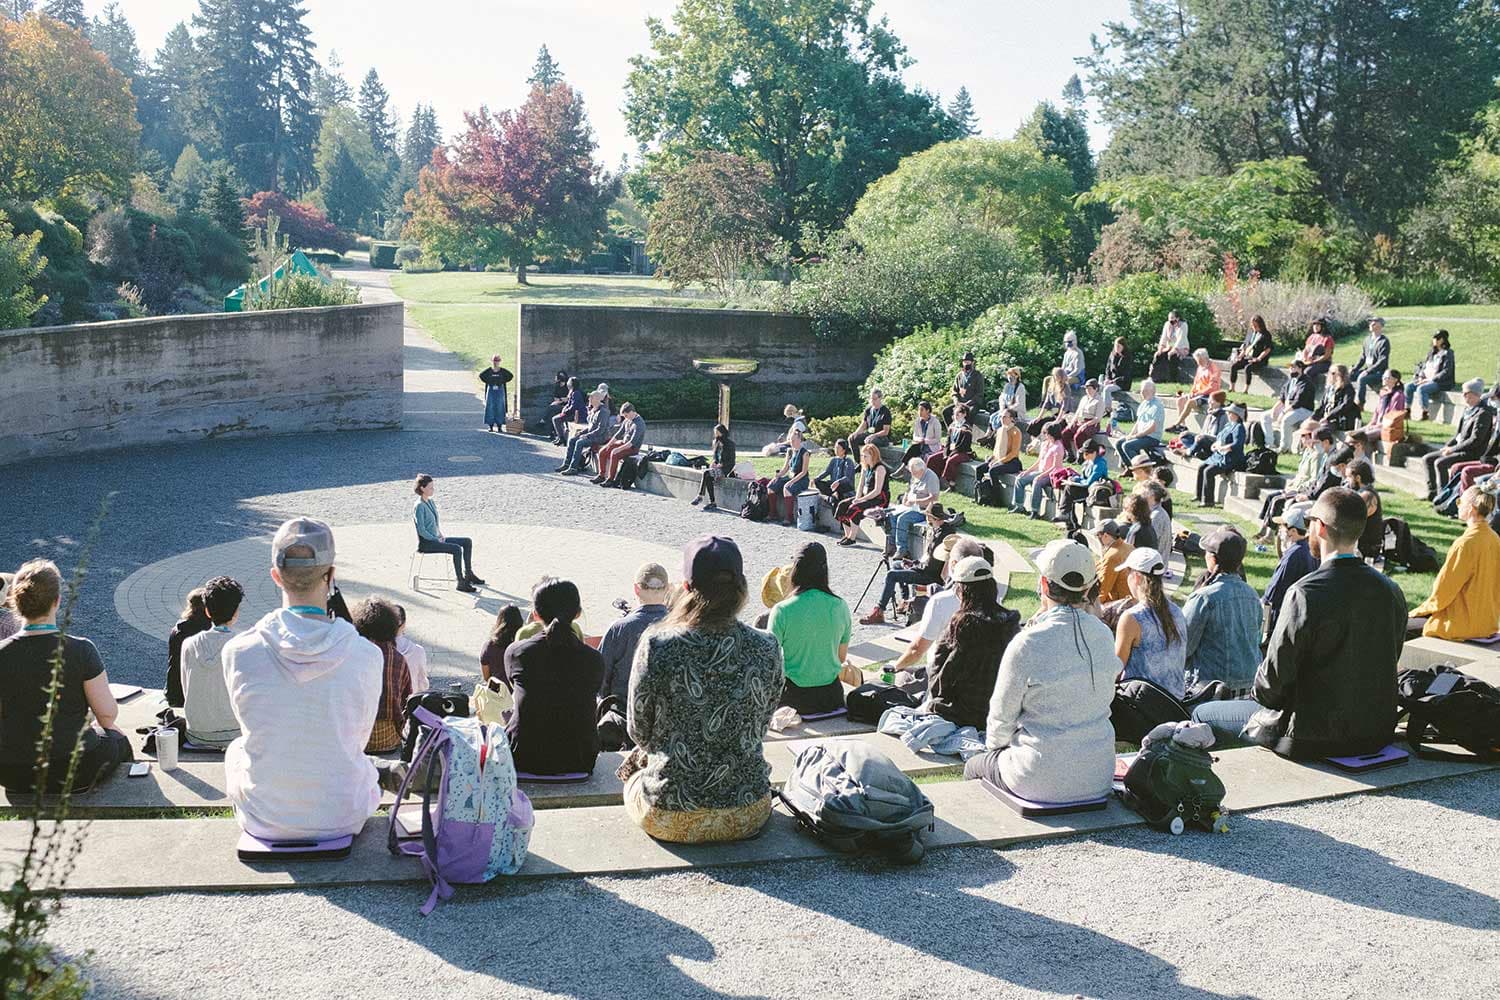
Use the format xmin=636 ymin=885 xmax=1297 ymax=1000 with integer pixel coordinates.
xmin=1036 ymin=539 xmax=1096 ymax=592
xmin=1123 ymin=547 xmax=1165 ymax=576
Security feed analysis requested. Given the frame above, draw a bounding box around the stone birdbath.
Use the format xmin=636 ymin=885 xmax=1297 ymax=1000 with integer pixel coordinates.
xmin=692 ymin=358 xmax=759 ymax=431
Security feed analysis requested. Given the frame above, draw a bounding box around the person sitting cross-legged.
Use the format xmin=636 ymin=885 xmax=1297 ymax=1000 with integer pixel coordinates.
xmin=413 ymin=474 xmax=485 ymax=593
xmin=1192 ymin=489 xmax=1406 ymax=758
xmin=166 ymin=587 xmax=210 ymax=708
xmin=1113 ymin=548 xmax=1186 ymax=699
xmin=691 ymin=423 xmax=737 ymax=512
xmin=1407 ymin=487 xmax=1500 ymax=641
xmin=223 ymin=518 xmax=405 ymax=843
xmin=504 ymin=578 xmax=604 ymax=777
xmin=351 ymin=597 xmax=413 ymax=755
xmin=1181 ymin=529 xmax=1263 ymax=698
xmin=769 ymin=542 xmax=853 ymax=715
xmin=598 ymin=563 xmax=672 ymax=710
xmin=180 ymin=575 xmax=247 ymax=750
xmin=0 ymin=560 xmax=134 ymax=794
xmin=963 ymin=540 xmax=1117 ymax=803
xmin=627 ymin=536 xmax=783 ymax=843
xmin=925 ymin=556 xmax=1022 ymax=731
xmin=558 ymin=389 xmax=612 ymax=475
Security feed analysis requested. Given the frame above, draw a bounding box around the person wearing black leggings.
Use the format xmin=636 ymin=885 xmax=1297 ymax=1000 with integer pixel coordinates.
xmin=692 ymin=424 xmax=736 ymax=512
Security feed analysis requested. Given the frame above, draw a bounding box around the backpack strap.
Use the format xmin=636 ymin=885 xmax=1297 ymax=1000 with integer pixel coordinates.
xmin=388 ymin=720 xmax=448 ymax=857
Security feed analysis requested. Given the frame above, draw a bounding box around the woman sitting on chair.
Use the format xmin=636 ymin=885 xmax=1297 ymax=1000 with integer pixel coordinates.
xmin=413 ymin=474 xmax=485 ymax=593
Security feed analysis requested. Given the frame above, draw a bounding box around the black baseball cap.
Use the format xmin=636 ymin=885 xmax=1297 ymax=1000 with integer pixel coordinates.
xmin=682 ymin=535 xmax=743 ymax=587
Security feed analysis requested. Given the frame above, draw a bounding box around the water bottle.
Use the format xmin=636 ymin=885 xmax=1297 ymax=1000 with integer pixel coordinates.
xmin=880 ymin=666 xmax=895 ymax=685
xmin=156 ymin=726 xmax=179 ymax=772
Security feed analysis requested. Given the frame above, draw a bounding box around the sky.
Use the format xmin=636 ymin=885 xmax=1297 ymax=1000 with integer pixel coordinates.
xmin=101 ymin=0 xmax=1133 ymax=164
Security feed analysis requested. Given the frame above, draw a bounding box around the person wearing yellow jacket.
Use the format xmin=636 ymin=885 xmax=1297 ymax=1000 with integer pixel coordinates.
xmin=1411 ymin=487 xmax=1500 ymax=640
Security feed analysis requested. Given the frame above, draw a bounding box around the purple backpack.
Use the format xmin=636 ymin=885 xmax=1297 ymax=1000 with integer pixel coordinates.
xmin=389 ymin=707 xmax=534 ymax=913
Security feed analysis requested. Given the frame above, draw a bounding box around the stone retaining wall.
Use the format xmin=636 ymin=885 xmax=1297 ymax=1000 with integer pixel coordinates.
xmin=0 ymin=301 xmax=403 ymax=466
xmin=517 ymin=303 xmax=881 ymax=423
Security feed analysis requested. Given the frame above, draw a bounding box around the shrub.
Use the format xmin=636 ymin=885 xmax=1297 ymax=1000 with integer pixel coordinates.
xmin=806 ymin=415 xmax=862 ymax=449
xmin=0 ymin=209 xmax=47 ymax=330
xmin=175 ymin=213 xmax=250 ymax=290
xmin=1358 ymin=273 xmax=1478 ymax=308
xmin=303 ymin=250 xmax=345 ymax=266
xmin=1089 ymin=211 xmax=1220 ymax=284
xmin=242 ymin=192 xmax=355 ymax=254
xmin=863 ymin=273 xmax=1218 ymax=414
xmin=245 ymin=272 xmax=361 ymax=310
xmin=369 ymin=242 xmax=397 ymax=269
xmin=394 ymin=244 xmax=424 ymax=267
xmin=785 ymin=213 xmax=1044 ymax=340
xmin=1208 ymin=278 xmax=1374 ymax=349
xmin=86 ymin=206 xmax=136 ymax=276
xmin=114 ymin=282 xmax=145 ymax=319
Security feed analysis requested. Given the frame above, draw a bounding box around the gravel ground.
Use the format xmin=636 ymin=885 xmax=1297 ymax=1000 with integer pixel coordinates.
xmin=48 ymin=770 xmax=1500 ymax=1000
xmin=0 ymin=263 xmax=895 ymax=688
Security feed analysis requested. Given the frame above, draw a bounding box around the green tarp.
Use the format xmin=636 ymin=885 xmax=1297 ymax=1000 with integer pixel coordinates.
xmin=223 ymin=250 xmax=327 ymax=311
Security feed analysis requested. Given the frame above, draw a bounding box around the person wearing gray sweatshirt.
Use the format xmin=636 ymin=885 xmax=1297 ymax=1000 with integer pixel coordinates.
xmin=964 ymin=539 xmax=1117 ymax=803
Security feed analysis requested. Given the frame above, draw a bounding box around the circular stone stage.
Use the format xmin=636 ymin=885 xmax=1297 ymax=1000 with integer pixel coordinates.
xmin=114 ymin=522 xmax=682 ymax=682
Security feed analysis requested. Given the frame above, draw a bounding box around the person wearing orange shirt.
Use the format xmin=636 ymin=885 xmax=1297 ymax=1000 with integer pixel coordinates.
xmin=1167 ymin=350 xmax=1222 ymax=433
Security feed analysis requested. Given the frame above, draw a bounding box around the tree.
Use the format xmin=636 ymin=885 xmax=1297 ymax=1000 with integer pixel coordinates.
xmin=946 ymin=87 xmax=978 ymax=137
xmin=312 ymin=49 xmax=351 ymax=112
xmin=320 ymin=140 xmax=378 ymax=230
xmin=0 ymin=208 xmax=48 ymax=330
xmin=1403 ymin=104 xmax=1500 ymax=292
xmin=646 ymin=152 xmax=780 ymax=295
xmin=137 ymin=22 xmax=201 ymax=166
xmin=356 ymin=67 xmax=396 ymax=156
xmin=206 ymin=164 xmax=249 ymax=245
xmin=41 ymin=0 xmax=83 ymax=29
xmin=3 ymin=2 xmax=37 ymax=23
xmin=1016 ymin=101 xmax=1094 ymax=194
xmin=0 ymin=14 xmax=139 ymax=202
xmin=402 ymin=103 xmax=441 ymax=173
xmin=264 ymin=0 xmax=319 ymax=196
xmin=405 ymin=82 xmax=616 ymax=282
xmin=1061 ymin=73 xmax=1085 ymax=112
xmin=168 ymin=144 xmax=211 ymax=212
xmin=87 ymin=2 xmax=139 ymax=80
xmin=242 ymin=190 xmax=353 ymax=252
xmin=625 ymin=0 xmax=952 ymax=240
xmin=1082 ymin=0 xmax=1500 ymax=233
xmin=847 ymin=138 xmax=1077 ymax=271
xmin=528 ymin=44 xmax=562 ymax=91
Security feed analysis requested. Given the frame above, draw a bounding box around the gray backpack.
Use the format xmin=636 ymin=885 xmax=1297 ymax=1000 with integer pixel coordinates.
xmin=776 ymin=742 xmax=935 ymax=863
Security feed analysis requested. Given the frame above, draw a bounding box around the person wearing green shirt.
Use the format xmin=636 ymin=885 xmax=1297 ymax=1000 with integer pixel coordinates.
xmin=768 ymin=542 xmax=853 ymax=716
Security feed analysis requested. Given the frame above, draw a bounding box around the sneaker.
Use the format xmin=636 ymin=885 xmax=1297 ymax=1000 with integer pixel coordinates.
xmin=703 ymin=502 xmax=718 ymax=512
xmin=559 ymin=468 xmax=578 ymax=476
xmin=590 ymin=475 xmax=606 ymax=484
xmin=554 ymin=465 xmax=569 ymax=473
xmin=835 ymin=536 xmax=855 ymax=546
xmin=690 ymin=496 xmax=703 ymax=506
xmin=466 ymin=574 xmax=486 ymax=585
xmin=457 ymin=581 xmax=478 ymax=594
xmin=859 ymin=607 xmax=886 ymax=626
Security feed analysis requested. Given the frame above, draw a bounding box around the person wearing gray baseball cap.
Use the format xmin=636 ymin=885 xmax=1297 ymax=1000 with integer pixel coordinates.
xmin=962 ymin=539 xmax=1117 ymax=804
xmin=221 ymin=517 xmax=395 ymax=843
xmin=1422 ymin=377 xmax=1494 ymax=499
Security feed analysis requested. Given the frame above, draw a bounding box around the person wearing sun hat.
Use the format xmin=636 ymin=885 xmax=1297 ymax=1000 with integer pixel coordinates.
xmin=963 ymin=539 xmax=1116 ymax=803
xmin=924 ymin=554 xmax=1021 ymax=730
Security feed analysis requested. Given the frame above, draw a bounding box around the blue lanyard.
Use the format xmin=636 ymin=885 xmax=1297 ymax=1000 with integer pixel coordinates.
xmin=212 ymin=625 xmax=232 ymax=633
xmin=288 ymin=605 xmax=326 ymax=616
xmin=22 ymin=624 xmax=59 ymax=633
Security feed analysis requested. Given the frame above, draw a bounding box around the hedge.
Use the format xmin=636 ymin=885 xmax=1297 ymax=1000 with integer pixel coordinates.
xmin=863 ymin=273 xmax=1221 ymax=414
xmin=369 ymin=242 xmax=398 ymax=269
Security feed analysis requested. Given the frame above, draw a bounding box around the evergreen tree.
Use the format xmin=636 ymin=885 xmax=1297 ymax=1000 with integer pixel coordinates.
xmin=356 ymin=68 xmax=396 ymax=156
xmin=947 ymin=87 xmax=978 ymax=137
xmin=42 ymin=0 xmax=84 ymax=29
xmin=195 ymin=0 xmax=274 ymax=189
xmin=87 ymin=2 xmax=140 ymax=79
xmin=265 ymin=0 xmax=319 ymax=196
xmin=402 ymin=103 xmax=440 ymax=173
xmin=139 ymin=22 xmax=202 ymax=166
xmin=529 ymin=45 xmax=562 ymax=91
xmin=320 ymin=140 xmax=377 ymax=230
xmin=168 ymin=144 xmax=210 ymax=212
xmin=1061 ymin=74 xmax=1085 ymax=112
xmin=3 ymin=2 xmax=37 ymax=23
xmin=206 ymin=164 xmax=249 ymax=244
xmin=312 ymin=49 xmax=351 ymax=111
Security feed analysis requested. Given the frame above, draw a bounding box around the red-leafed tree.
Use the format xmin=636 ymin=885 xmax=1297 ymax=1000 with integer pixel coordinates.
xmin=403 ymin=82 xmax=617 ymax=282
xmin=242 ymin=190 xmax=355 ymax=254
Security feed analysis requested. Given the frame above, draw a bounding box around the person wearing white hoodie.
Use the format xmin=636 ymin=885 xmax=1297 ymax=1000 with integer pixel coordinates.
xmin=223 ymin=518 xmax=395 ymax=843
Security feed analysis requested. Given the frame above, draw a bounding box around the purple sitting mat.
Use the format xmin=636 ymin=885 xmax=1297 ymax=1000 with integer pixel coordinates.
xmin=980 ymin=778 xmax=1109 ymax=818
xmin=237 ymin=832 xmax=354 ymax=861
xmin=1466 ymin=631 xmax=1500 ymax=646
xmin=798 ymin=707 xmax=848 ymax=721
xmin=516 ymin=771 xmax=590 ymax=784
xmin=1325 ymin=745 xmax=1410 ymax=773
xmin=180 ymin=740 xmax=226 ymax=754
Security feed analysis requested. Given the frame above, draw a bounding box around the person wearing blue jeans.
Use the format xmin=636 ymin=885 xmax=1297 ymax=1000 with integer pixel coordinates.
xmin=559 ymin=391 xmax=611 ymax=474
xmin=413 ymin=474 xmax=484 ymax=593
xmin=892 ymin=458 xmax=942 ymax=559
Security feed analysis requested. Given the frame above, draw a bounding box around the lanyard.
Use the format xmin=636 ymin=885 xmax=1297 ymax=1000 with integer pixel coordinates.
xmin=212 ymin=625 xmax=232 ymax=633
xmin=288 ymin=605 xmax=326 ymax=616
xmin=22 ymin=624 xmax=59 ymax=633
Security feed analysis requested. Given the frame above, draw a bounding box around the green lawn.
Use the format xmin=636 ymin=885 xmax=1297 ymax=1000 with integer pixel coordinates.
xmin=390 ymin=271 xmax=721 ymax=370
xmin=1265 ymin=304 xmax=1500 ymax=387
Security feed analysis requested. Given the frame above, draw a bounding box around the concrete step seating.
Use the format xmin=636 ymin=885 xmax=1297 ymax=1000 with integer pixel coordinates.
xmin=13 ymin=741 xmax=1495 ymax=895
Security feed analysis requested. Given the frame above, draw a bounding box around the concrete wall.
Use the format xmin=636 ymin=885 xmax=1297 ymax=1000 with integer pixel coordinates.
xmin=0 ymin=301 xmax=403 ymax=466
xmin=517 ymin=303 xmax=881 ymax=423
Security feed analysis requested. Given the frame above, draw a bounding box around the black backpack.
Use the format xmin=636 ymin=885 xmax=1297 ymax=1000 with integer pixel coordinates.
xmin=776 ymin=743 xmax=935 ymax=864
xmin=400 ymin=690 xmax=469 ymax=762
xmin=611 ymin=455 xmax=643 ymax=490
xmin=1383 ymin=516 xmax=1440 ymax=572
xmin=1111 ymin=678 xmax=1190 ymax=745
xmin=1398 ymin=665 xmax=1500 ymax=761
xmin=845 ymin=681 xmax=919 ymax=723
xmin=973 ymin=477 xmax=1004 ymax=507
xmin=1245 ymin=447 xmax=1279 ymax=475
xmin=740 ymin=478 xmax=771 ymax=521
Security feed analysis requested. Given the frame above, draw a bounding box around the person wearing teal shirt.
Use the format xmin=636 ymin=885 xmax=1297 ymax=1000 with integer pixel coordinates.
xmin=412 ymin=474 xmax=485 ymax=593
xmin=1117 ymin=379 xmax=1166 ymax=467
xmin=768 ymin=543 xmax=852 ymax=716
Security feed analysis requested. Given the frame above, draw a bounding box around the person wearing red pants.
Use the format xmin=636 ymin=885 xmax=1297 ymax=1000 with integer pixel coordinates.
xmin=594 ymin=403 xmax=645 ymax=486
xmin=1059 ymin=379 xmax=1106 ymax=462
xmin=926 ymin=404 xmax=975 ymax=489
